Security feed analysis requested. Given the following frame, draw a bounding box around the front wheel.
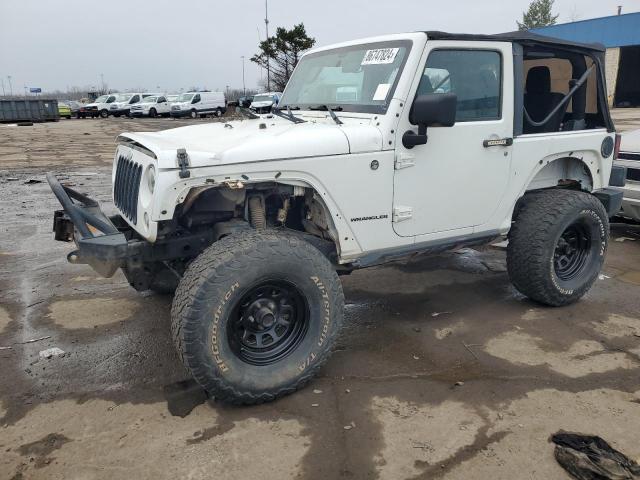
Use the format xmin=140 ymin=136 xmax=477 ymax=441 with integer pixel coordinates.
xmin=507 ymin=189 xmax=609 ymax=306
xmin=190 ymin=109 xmax=198 ymax=119
xmin=171 ymin=231 xmax=344 ymax=404
xmin=149 ymin=108 xmax=157 ymax=118
xmin=99 ymin=109 xmax=109 ymax=118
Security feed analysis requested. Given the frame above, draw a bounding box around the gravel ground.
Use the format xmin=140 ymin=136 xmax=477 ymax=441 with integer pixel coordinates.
xmin=1 ymin=113 xmax=639 ymax=480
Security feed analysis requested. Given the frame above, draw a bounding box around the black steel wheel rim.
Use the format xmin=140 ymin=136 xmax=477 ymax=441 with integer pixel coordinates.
xmin=228 ymin=280 xmax=309 ymax=366
xmin=554 ymin=221 xmax=592 ymax=281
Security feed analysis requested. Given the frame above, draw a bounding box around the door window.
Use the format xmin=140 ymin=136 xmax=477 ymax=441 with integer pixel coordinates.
xmin=417 ymin=50 xmax=502 ymax=121
xmin=192 ymin=94 xmax=201 ymax=104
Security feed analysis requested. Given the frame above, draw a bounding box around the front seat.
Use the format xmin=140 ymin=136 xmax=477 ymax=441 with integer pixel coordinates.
xmin=523 ymin=66 xmax=567 ymax=134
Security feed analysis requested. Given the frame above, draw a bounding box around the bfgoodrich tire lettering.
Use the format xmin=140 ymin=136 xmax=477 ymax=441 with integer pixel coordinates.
xmin=171 ymin=231 xmax=344 ymax=404
xmin=507 ymin=189 xmax=609 ymax=306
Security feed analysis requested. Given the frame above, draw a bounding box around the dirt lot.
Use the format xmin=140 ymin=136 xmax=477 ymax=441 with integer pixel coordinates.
xmin=1 ymin=113 xmax=640 ymax=480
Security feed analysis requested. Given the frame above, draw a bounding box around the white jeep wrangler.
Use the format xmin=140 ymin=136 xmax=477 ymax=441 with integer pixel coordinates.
xmin=48 ymin=31 xmax=626 ymax=404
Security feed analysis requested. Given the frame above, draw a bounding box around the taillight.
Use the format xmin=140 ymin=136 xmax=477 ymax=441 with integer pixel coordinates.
xmin=614 ymin=133 xmax=622 ymax=160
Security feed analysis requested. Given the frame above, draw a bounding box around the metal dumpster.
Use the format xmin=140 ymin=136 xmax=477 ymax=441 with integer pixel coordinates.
xmin=0 ymin=99 xmax=60 ymax=123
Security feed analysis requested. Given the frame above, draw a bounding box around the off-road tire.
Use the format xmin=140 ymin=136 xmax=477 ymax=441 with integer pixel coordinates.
xmin=507 ymin=189 xmax=609 ymax=306
xmin=171 ymin=231 xmax=344 ymax=404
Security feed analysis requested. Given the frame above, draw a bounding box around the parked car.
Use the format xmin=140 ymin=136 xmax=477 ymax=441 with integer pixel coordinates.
xmin=57 ymin=102 xmax=72 ymax=119
xmin=250 ymin=92 xmax=281 ymax=113
xmin=130 ymin=95 xmax=172 ymax=117
xmin=63 ymin=100 xmax=82 ymax=115
xmin=76 ymin=103 xmax=93 ymax=119
xmin=109 ymin=93 xmax=143 ymax=117
xmin=238 ymin=95 xmax=254 ymax=108
xmin=170 ymin=91 xmax=226 ymax=118
xmin=47 ymin=31 xmax=624 ymax=405
xmin=82 ymin=94 xmax=117 ymax=118
xmin=615 ymin=130 xmax=640 ymax=221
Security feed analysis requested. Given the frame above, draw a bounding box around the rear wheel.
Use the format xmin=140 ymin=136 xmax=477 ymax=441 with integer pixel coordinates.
xmin=171 ymin=231 xmax=344 ymax=404
xmin=507 ymin=189 xmax=609 ymax=306
xmin=215 ymin=107 xmax=222 ymax=117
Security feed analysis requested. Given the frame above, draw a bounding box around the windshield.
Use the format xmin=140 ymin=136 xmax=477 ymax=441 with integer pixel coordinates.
xmin=167 ymin=95 xmax=178 ymax=102
xmin=279 ymin=41 xmax=411 ymax=114
xmin=114 ymin=94 xmax=133 ymax=102
xmin=94 ymin=95 xmax=108 ymax=103
xmin=142 ymin=96 xmax=158 ymax=103
xmin=253 ymin=94 xmax=275 ymax=103
xmin=177 ymin=93 xmax=194 ymax=102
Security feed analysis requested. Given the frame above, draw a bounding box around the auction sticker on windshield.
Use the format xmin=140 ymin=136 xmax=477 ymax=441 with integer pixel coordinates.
xmin=361 ymin=48 xmax=399 ymax=65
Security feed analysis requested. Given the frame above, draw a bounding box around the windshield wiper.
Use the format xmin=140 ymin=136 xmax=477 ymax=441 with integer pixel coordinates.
xmin=272 ymin=105 xmax=305 ymax=124
xmin=309 ymin=105 xmax=343 ymax=125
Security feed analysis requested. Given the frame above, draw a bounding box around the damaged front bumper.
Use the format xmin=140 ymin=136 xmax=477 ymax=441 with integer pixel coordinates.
xmin=47 ymin=172 xmax=132 ymax=277
xmin=46 ymin=173 xmax=248 ymax=282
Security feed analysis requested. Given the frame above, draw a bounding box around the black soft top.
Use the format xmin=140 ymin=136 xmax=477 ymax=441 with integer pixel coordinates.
xmin=424 ymin=30 xmax=606 ymax=53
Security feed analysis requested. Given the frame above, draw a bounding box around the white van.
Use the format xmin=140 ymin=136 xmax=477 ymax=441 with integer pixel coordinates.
xmin=83 ymin=94 xmax=117 ymax=118
xmin=170 ymin=91 xmax=226 ymax=118
xmin=108 ymin=93 xmax=144 ymax=117
xmin=250 ymin=92 xmax=282 ymax=114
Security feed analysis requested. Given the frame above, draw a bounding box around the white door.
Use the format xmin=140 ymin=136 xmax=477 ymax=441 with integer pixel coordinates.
xmin=157 ymin=96 xmax=168 ymax=114
xmin=393 ymin=42 xmax=514 ymax=237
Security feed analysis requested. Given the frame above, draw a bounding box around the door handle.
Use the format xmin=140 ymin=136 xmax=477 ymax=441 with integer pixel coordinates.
xmin=483 ymin=138 xmax=513 ymax=148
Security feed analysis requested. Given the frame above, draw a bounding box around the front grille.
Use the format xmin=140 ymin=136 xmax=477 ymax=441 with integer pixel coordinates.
xmin=619 ymin=151 xmax=640 ymax=162
xmin=627 ymin=167 xmax=640 ymax=182
xmin=114 ymin=155 xmax=142 ymax=223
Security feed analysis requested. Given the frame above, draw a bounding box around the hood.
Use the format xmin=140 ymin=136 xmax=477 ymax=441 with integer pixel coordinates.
xmin=621 ymin=129 xmax=640 ymax=152
xmin=119 ymin=117 xmax=383 ymax=169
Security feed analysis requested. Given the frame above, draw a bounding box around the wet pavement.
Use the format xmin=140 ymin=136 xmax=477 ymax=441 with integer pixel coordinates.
xmin=1 ymin=116 xmax=640 ymax=479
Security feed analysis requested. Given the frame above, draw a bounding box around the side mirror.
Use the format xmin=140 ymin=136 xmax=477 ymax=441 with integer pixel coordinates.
xmin=402 ymin=93 xmax=457 ymax=149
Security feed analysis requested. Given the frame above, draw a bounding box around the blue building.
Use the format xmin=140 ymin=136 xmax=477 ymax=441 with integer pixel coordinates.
xmin=533 ymin=12 xmax=640 ymax=107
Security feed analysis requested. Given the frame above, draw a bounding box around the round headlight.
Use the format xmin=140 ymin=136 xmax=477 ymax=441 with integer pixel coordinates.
xmin=146 ymin=165 xmax=156 ymax=194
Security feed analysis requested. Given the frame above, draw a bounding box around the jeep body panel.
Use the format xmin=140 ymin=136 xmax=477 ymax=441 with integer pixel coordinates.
xmin=52 ymin=30 xmax=618 ymax=273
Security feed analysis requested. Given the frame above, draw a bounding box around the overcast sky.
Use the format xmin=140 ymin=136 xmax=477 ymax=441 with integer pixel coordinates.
xmin=0 ymin=0 xmax=637 ymax=94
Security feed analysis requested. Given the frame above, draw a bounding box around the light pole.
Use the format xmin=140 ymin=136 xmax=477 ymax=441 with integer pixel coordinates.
xmin=7 ymin=75 xmax=13 ymax=96
xmin=265 ymin=0 xmax=270 ymax=91
xmin=100 ymin=73 xmax=104 ymax=93
xmin=1 ymin=78 xmax=5 ymax=96
xmin=241 ymin=56 xmax=246 ymax=95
